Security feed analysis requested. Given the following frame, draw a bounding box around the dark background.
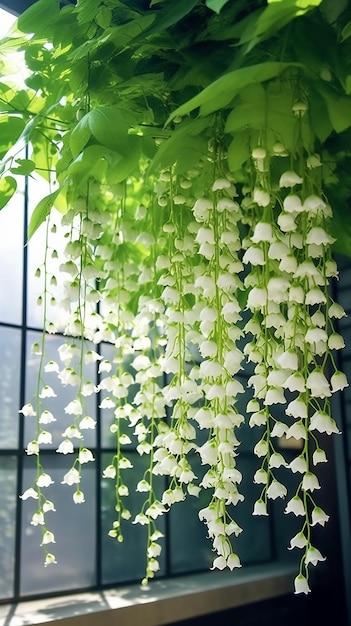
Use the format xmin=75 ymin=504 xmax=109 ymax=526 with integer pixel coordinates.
xmin=0 ymin=0 xmax=74 ymax=15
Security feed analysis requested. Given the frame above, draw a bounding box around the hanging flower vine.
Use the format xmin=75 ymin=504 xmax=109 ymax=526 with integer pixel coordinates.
xmin=1 ymin=0 xmax=350 ymax=595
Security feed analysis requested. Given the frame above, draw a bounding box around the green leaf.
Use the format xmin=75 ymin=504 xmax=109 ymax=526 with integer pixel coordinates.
xmin=17 ymin=0 xmax=61 ymax=35
xmin=225 ymin=85 xmax=298 ymax=154
xmin=239 ymin=0 xmax=322 ymax=53
xmin=25 ymin=74 xmax=44 ymax=92
xmin=141 ymin=135 xmax=157 ymax=160
xmin=107 ymin=135 xmax=141 ymax=183
xmin=28 ymin=188 xmax=61 ymax=239
xmin=308 ymin=87 xmax=333 ymax=142
xmin=9 ymin=89 xmax=31 ymax=111
xmin=68 ymin=145 xmax=114 ymax=185
xmin=0 ymin=115 xmax=26 ymax=159
xmin=266 ymin=89 xmax=299 ymax=151
xmin=168 ymin=62 xmax=301 ymax=120
xmin=225 ymin=102 xmax=265 ymax=133
xmin=174 ymin=136 xmax=208 ymax=173
xmin=268 ymin=0 xmax=322 ymax=4
xmin=87 ymin=106 xmax=129 ymax=153
xmin=321 ymin=0 xmax=348 ymax=24
xmin=206 ymin=0 xmax=231 ymax=13
xmin=149 ymin=117 xmax=209 ymax=173
xmin=10 ymin=158 xmax=36 ymax=175
xmin=95 ymin=7 xmax=112 ymax=29
xmin=316 ymin=85 xmax=351 ymax=133
xmin=330 ymin=214 xmax=351 ymax=258
xmin=76 ymin=0 xmax=102 ymax=25
xmin=69 ymin=115 xmax=91 ymax=159
xmin=130 ymin=0 xmax=200 ymax=41
xmin=227 ymin=131 xmax=250 ymax=174
xmin=341 ymin=20 xmax=351 ymax=42
xmin=297 ymin=0 xmax=324 ymax=6
xmin=0 ymin=176 xmax=17 ymax=211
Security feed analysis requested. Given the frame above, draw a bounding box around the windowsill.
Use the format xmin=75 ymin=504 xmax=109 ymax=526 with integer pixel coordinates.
xmin=0 ymin=562 xmax=296 ymax=626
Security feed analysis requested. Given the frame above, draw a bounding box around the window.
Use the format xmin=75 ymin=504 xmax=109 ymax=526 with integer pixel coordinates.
xmin=0 ymin=184 xmax=291 ymax=600
xmin=0 ymin=146 xmax=298 ymax=602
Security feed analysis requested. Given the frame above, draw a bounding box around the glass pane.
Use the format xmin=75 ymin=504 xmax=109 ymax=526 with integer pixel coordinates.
xmin=0 ymin=456 xmax=17 ymax=599
xmin=101 ymin=452 xmax=166 ymax=584
xmin=169 ymin=456 xmax=213 ymax=575
xmin=0 ymin=326 xmax=21 ymax=448
xmin=170 ymin=455 xmax=273 ymax=575
xmin=20 ymin=454 xmax=96 ymax=596
xmin=0 ymin=184 xmax=24 ymax=325
xmin=26 ymin=175 xmax=73 ymax=331
xmin=269 ymin=458 xmax=301 ymax=564
xmin=100 ymin=345 xmax=140 ymax=449
xmin=24 ymin=331 xmax=97 ymax=449
xmin=234 ymin=455 xmax=272 ymax=564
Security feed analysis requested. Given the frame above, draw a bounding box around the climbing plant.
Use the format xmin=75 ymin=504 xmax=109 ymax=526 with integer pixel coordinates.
xmin=1 ymin=0 xmax=351 ymax=594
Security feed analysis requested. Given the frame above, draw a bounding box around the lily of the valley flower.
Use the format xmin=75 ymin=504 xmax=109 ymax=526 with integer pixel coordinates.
xmin=312 ymin=448 xmax=327 ymax=465
xmin=251 ymin=222 xmax=274 ymax=243
xmin=279 ymin=170 xmax=303 ymax=187
xmin=294 ymin=574 xmax=311 ymax=595
xmin=330 ymin=371 xmax=349 ymax=392
xmin=36 ymin=473 xmax=54 ymax=488
xmin=79 ymin=415 xmax=97 ymax=429
xmin=328 ymin=333 xmax=345 ymax=350
xmin=302 ymin=472 xmax=320 ymax=492
xmin=305 ymin=546 xmax=326 ymax=566
xmin=61 ymin=468 xmax=80 ymax=486
xmin=39 ymin=410 xmax=56 ymax=424
xmin=309 ymin=411 xmax=341 ymax=435
xmin=20 ymin=488 xmax=39 ymax=500
xmin=41 ymin=530 xmax=56 ymax=545
xmin=43 ymin=500 xmax=56 ymax=512
xmin=289 ymin=532 xmax=307 ymax=549
xmin=78 ymin=448 xmax=95 ymax=463
xmin=253 ymin=188 xmax=270 ymax=207
xmin=253 ymin=469 xmax=268 ymax=484
xmin=306 ymin=369 xmax=331 ymax=398
xmin=311 ymin=506 xmax=330 ymax=526
xmin=284 ymin=496 xmax=305 ymax=516
xmin=62 ymin=425 xmax=82 ymax=439
xmin=56 ymin=439 xmax=74 ymax=454
xmin=31 ymin=511 xmax=45 ymax=526
xmin=37 ymin=431 xmax=53 ymax=445
xmin=289 ymin=456 xmax=308 ymax=474
xmin=266 ymin=480 xmax=287 ymax=500
xmin=39 ymin=385 xmax=57 ymax=399
xmin=64 ymin=399 xmax=83 ymax=415
xmin=252 ymin=499 xmax=268 ymax=516
xmin=286 ymin=399 xmax=308 ymax=419
xmin=26 ymin=441 xmax=39 ymax=455
xmin=73 ymin=490 xmax=85 ymax=503
xmin=328 ymin=302 xmax=346 ymax=318
xmin=286 ymin=422 xmax=307 ymax=440
xmin=269 ymin=452 xmax=288 ymax=469
xmin=19 ymin=403 xmax=36 ymax=417
xmin=44 ymin=553 xmax=57 ymax=566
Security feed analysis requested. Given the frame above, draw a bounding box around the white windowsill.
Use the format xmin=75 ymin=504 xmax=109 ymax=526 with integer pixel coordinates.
xmin=0 ymin=562 xmax=296 ymax=626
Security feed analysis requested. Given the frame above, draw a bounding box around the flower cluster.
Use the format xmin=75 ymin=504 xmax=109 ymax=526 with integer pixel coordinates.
xmin=242 ymin=119 xmax=347 ymax=593
xmin=19 ymin=103 xmax=347 ymax=594
xmin=187 ymin=176 xmax=245 ymax=569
